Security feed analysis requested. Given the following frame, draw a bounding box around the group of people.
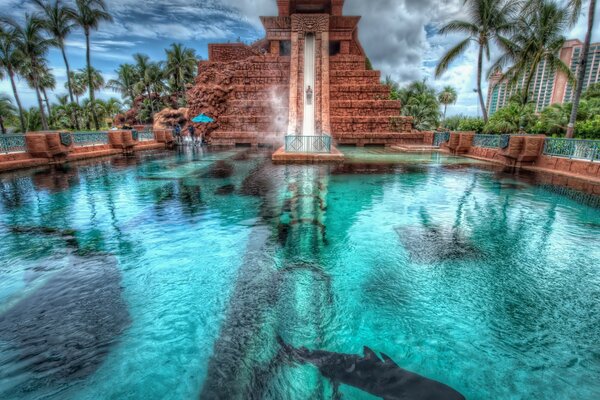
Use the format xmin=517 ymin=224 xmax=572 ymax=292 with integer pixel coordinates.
xmin=173 ymin=124 xmax=206 ymax=146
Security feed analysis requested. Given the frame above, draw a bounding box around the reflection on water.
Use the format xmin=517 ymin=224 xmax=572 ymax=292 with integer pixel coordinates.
xmin=0 ymin=147 xmax=599 ymax=400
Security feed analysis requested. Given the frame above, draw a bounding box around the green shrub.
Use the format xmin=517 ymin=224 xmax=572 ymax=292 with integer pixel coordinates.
xmin=484 ymin=102 xmax=538 ymax=134
xmin=575 ymin=116 xmax=600 ymax=140
xmin=458 ymin=117 xmax=485 ymax=133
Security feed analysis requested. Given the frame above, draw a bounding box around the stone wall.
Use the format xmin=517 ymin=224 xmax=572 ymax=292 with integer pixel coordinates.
xmin=0 ymin=131 xmax=167 ymax=173
xmin=187 ymin=56 xmax=290 ymax=146
xmin=535 ymin=155 xmax=600 ymax=180
xmin=442 ymin=132 xmax=600 ymax=182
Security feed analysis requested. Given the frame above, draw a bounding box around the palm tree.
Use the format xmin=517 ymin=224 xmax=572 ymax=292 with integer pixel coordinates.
xmin=438 ymin=86 xmax=458 ymax=122
xmin=400 ymin=80 xmax=441 ymax=130
xmin=99 ymin=97 xmax=122 ymax=121
xmin=72 ymin=0 xmax=112 ymax=130
xmin=23 ymin=107 xmax=43 ymax=132
xmin=133 ymin=55 xmax=165 ymax=115
xmin=67 ymin=70 xmax=87 ymax=104
xmin=566 ymin=0 xmax=596 ymax=138
xmin=52 ymin=93 xmax=76 ymax=128
xmin=37 ymin=65 xmax=56 ymax=117
xmin=78 ymin=66 xmax=104 ymax=91
xmin=133 ymin=53 xmax=152 ymax=101
xmin=0 ymin=94 xmax=17 ymax=134
xmin=493 ymin=1 xmax=573 ymax=106
xmin=107 ymin=63 xmax=138 ymax=101
xmin=435 ymin=0 xmax=518 ymax=123
xmin=0 ymin=25 xmax=26 ymax=132
xmin=164 ymin=43 xmax=197 ymax=104
xmin=33 ymin=0 xmax=77 ymax=105
xmin=10 ymin=14 xmax=53 ymax=130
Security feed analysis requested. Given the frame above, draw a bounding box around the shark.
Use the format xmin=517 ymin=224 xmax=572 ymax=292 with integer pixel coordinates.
xmin=277 ymin=337 xmax=466 ymax=400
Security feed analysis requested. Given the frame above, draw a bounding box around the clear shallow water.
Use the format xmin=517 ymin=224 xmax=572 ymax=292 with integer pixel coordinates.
xmin=0 ymin=147 xmax=598 ymax=400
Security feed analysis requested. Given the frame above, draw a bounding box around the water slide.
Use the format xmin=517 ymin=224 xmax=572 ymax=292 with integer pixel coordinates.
xmin=303 ymin=33 xmax=316 ymax=137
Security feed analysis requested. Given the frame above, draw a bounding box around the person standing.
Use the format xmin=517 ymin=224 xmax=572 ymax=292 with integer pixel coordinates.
xmin=174 ymin=124 xmax=181 ymax=144
xmin=188 ymin=125 xmax=196 ymax=145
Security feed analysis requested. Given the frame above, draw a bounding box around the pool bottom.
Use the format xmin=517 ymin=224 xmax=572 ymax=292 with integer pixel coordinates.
xmin=0 ymin=147 xmax=598 ymax=400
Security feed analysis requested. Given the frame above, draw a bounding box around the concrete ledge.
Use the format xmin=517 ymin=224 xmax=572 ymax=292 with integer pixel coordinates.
xmin=391 ymin=144 xmax=441 ymax=153
xmin=272 ymin=146 xmax=345 ymax=164
xmin=67 ymin=149 xmax=121 ymax=162
xmin=0 ymin=157 xmax=48 ymax=172
xmin=522 ymin=165 xmax=600 ymax=185
xmin=134 ymin=142 xmax=165 ymax=151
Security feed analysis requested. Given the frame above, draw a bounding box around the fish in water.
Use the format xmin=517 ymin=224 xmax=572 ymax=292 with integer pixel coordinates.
xmin=277 ymin=337 xmax=465 ymax=400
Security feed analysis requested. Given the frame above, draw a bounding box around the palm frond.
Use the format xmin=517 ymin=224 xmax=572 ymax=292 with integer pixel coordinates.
xmin=435 ymin=38 xmax=471 ymax=78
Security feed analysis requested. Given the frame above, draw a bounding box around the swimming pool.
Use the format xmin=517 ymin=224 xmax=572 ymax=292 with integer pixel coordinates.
xmin=0 ymin=148 xmax=598 ymax=399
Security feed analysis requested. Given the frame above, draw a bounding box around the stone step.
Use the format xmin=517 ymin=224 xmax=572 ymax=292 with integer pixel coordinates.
xmin=232 ymin=85 xmax=289 ymax=100
xmin=330 ymin=55 xmax=367 ymax=62
xmin=230 ymin=69 xmax=290 ymax=85
xmin=225 ymin=101 xmax=289 ymax=116
xmin=330 ymin=70 xmax=381 ymax=85
xmin=232 ymin=70 xmax=290 ymax=78
xmin=199 ymin=60 xmax=291 ymax=74
xmin=330 ymin=61 xmax=366 ymax=71
xmin=330 ymin=85 xmax=390 ymax=100
xmin=330 ymin=70 xmax=381 ymax=78
xmin=330 ymin=100 xmax=401 ymax=117
xmin=217 ymin=116 xmax=288 ymax=132
xmin=231 ymin=75 xmax=289 ymax=85
xmin=331 ymin=116 xmax=413 ymax=133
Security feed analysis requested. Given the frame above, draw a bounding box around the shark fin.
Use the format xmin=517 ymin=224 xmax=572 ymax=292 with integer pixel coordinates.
xmin=363 ymin=347 xmax=381 ymax=361
xmin=380 ymin=352 xmax=399 ymax=367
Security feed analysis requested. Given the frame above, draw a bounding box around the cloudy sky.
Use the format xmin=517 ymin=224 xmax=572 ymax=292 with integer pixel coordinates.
xmin=1 ymin=0 xmax=597 ymax=116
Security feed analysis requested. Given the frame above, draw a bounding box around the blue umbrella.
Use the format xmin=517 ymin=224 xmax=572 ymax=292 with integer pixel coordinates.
xmin=192 ymin=114 xmax=215 ymax=123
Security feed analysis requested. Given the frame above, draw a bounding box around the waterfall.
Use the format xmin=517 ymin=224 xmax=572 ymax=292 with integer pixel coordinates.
xmin=302 ymin=33 xmax=316 ymax=136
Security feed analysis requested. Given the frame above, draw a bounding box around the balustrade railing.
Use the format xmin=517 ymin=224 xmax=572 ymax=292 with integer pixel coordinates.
xmin=543 ymin=138 xmax=600 ymax=162
xmin=0 ymin=134 xmax=27 ymax=154
xmin=433 ymin=131 xmax=450 ymax=147
xmin=71 ymin=131 xmax=109 ymax=147
xmin=139 ymin=129 xmax=154 ymax=141
xmin=285 ymin=135 xmax=331 ymax=153
xmin=472 ymin=134 xmax=505 ymax=149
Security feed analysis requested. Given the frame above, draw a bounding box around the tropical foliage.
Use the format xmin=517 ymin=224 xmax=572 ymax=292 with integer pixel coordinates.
xmin=492 ymin=0 xmax=573 ymax=105
xmin=444 ymin=115 xmax=485 ymax=133
xmin=435 ymin=0 xmax=518 ymax=123
xmin=566 ymin=0 xmax=596 ymax=137
xmin=0 ymin=94 xmax=16 ymax=134
xmin=1 ymin=0 xmax=199 ymax=131
xmin=436 ymin=0 xmax=597 ymax=137
xmin=440 ymin=84 xmax=600 ymax=139
xmin=105 ymin=46 xmax=198 ymax=123
xmin=438 ymin=86 xmax=458 ymax=121
xmin=398 ymin=80 xmax=441 ymax=130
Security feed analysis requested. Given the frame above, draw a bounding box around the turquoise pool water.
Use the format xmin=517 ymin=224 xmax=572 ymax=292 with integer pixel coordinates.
xmin=0 ymin=147 xmax=599 ymax=400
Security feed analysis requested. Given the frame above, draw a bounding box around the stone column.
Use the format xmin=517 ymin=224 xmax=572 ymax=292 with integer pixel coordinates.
xmin=321 ymin=30 xmax=331 ymax=133
xmin=270 ymin=40 xmax=280 ymax=55
xmin=287 ymin=31 xmax=300 ymax=134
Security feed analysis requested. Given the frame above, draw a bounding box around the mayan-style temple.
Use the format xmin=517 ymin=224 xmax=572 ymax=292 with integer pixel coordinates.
xmin=187 ymin=0 xmax=415 ymax=148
